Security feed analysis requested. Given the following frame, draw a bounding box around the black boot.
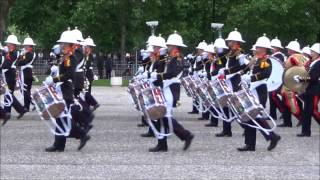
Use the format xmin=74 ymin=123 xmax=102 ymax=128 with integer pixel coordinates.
xmin=140 ymin=132 xmax=154 ymax=137
xmin=205 ymin=122 xmax=218 ymax=127
xmin=237 ymin=145 xmax=255 ymax=151
xmin=297 ymin=133 xmax=311 ymax=137
xmin=215 ymin=131 xmax=232 ymax=137
xmin=268 ymin=134 xmax=281 ymax=151
xmin=149 ymin=144 xmax=168 ymax=152
xmin=45 ymin=146 xmax=64 ymax=152
xmin=183 ymin=134 xmax=194 ymax=151
xmin=2 ymin=113 xmax=11 ymax=126
xmin=278 ymin=123 xmax=292 ymax=127
xmin=188 ymin=111 xmax=198 ymax=114
xmin=78 ymin=135 xmax=91 ymax=150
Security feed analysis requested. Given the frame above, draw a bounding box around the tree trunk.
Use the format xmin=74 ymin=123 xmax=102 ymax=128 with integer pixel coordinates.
xmin=119 ymin=0 xmax=131 ymax=64
xmin=0 ymin=0 xmax=15 ymax=41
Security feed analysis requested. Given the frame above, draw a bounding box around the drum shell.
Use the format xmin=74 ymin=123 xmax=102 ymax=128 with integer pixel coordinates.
xmin=139 ymin=87 xmax=166 ymax=120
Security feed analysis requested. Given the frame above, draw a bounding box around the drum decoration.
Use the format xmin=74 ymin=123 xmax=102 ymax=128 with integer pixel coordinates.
xmin=32 ymin=85 xmax=65 ymax=120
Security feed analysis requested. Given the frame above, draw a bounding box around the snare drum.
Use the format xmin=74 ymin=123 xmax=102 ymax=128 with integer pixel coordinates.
xmin=0 ymin=76 xmax=5 ymax=95
xmin=195 ymin=81 xmax=211 ymax=108
xmin=128 ymin=81 xmax=150 ymax=111
xmin=32 ymin=85 xmax=65 ymax=120
xmin=181 ymin=76 xmax=193 ymax=97
xmin=210 ymin=79 xmax=232 ymax=107
xmin=229 ymin=89 xmax=263 ymax=122
xmin=138 ymin=87 xmax=166 ymax=120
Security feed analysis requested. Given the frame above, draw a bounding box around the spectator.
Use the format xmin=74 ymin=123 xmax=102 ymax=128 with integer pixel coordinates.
xmin=105 ymin=53 xmax=113 ymax=79
xmin=122 ymin=52 xmax=132 ymax=76
xmin=96 ymin=52 xmax=104 ymax=79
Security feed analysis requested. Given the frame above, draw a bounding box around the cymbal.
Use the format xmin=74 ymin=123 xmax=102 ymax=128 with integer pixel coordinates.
xmin=283 ymin=66 xmax=309 ymax=94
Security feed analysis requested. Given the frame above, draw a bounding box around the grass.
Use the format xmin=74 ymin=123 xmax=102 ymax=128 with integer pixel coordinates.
xmin=33 ymin=77 xmax=129 ymax=87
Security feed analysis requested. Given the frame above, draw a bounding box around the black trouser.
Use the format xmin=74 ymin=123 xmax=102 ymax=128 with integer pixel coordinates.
xmin=147 ymin=119 xmax=160 ymax=135
xmin=282 ymin=97 xmax=303 ymax=125
xmin=222 ymin=75 xmax=241 ymax=133
xmin=191 ymin=100 xmax=199 ymax=113
xmin=209 ymin=107 xmax=229 ymax=125
xmin=22 ymin=68 xmax=33 ymax=111
xmin=4 ymin=79 xmax=24 ymax=114
xmin=269 ymin=92 xmax=277 ymax=120
xmin=243 ymin=85 xmax=276 ymax=147
xmin=73 ymin=72 xmax=85 ymax=97
xmin=0 ymin=106 xmax=4 ymax=119
xmin=157 ymin=117 xmax=192 ymax=147
xmin=53 ymin=82 xmax=87 ymax=149
xmin=88 ymin=80 xmax=93 ymax=94
xmin=301 ymin=94 xmax=315 ymax=135
xmin=85 ymin=91 xmax=98 ymax=107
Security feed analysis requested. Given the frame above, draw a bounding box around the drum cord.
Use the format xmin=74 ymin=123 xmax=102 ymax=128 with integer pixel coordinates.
xmin=3 ymin=91 xmax=13 ymax=107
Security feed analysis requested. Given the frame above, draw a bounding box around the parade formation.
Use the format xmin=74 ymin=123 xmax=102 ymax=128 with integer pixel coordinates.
xmin=0 ymin=25 xmax=319 ymax=155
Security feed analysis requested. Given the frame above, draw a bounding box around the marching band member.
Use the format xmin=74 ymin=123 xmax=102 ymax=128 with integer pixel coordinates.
xmin=1 ymin=35 xmax=26 ymax=125
xmin=136 ymin=49 xmax=152 ymax=127
xmin=45 ymin=29 xmax=90 ymax=152
xmin=83 ymin=36 xmax=100 ymax=111
xmin=71 ymin=27 xmax=85 ymax=98
xmin=17 ymin=36 xmax=36 ymax=112
xmin=302 ymin=45 xmax=312 ymax=61
xmin=269 ymin=37 xmax=286 ymax=120
xmin=148 ymin=31 xmax=194 ymax=152
xmin=216 ymin=28 xmax=248 ymax=137
xmin=279 ymin=39 xmax=306 ymax=127
xmin=0 ymin=43 xmax=4 ymax=119
xmin=239 ymin=34 xmax=281 ymax=151
xmin=295 ymin=43 xmax=320 ymax=136
xmin=189 ymin=40 xmax=207 ymax=117
xmin=205 ymin=37 xmax=229 ymax=127
xmin=140 ymin=35 xmax=167 ymax=138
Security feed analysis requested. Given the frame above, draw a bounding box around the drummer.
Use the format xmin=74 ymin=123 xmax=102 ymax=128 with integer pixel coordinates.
xmin=189 ymin=40 xmax=208 ymax=119
xmin=269 ymin=37 xmax=286 ymax=121
xmin=1 ymin=34 xmax=26 ymax=125
xmin=239 ymin=34 xmax=281 ymax=151
xmin=44 ymin=28 xmax=90 ymax=152
xmin=148 ymin=31 xmax=194 ymax=152
xmin=295 ymin=43 xmax=320 ymax=137
xmin=17 ymin=36 xmax=37 ymax=113
xmin=205 ymin=37 xmax=229 ymax=127
xmin=140 ymin=34 xmax=168 ymax=138
xmin=217 ymin=28 xmax=248 ymax=137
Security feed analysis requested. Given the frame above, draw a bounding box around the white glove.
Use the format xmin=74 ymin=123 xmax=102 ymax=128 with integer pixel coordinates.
xmin=150 ymin=72 xmax=157 ymax=79
xmin=200 ymin=71 xmax=207 ymax=78
xmin=137 ymin=66 xmax=144 ymax=74
xmin=218 ymin=68 xmax=225 ymax=75
xmin=293 ymin=75 xmax=301 ymax=83
xmin=93 ymin=75 xmax=98 ymax=80
xmin=188 ymin=67 xmax=192 ymax=73
xmin=241 ymin=74 xmax=251 ymax=84
xmin=142 ymin=71 xmax=148 ymax=79
xmin=45 ymin=76 xmax=54 ymax=85
xmin=3 ymin=46 xmax=9 ymax=53
xmin=136 ymin=74 xmax=143 ymax=80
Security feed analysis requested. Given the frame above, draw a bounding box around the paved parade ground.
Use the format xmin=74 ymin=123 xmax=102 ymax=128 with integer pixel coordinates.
xmin=0 ymin=86 xmax=319 ymax=180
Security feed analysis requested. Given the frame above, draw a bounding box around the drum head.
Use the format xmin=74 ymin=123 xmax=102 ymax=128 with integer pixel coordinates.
xmin=267 ymin=57 xmax=284 ymax=92
xmin=147 ymin=106 xmax=166 ymax=120
xmin=42 ymin=102 xmax=65 ymax=120
xmin=283 ymin=66 xmax=309 ymax=94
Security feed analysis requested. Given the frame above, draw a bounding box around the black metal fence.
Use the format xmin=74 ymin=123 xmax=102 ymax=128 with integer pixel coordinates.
xmin=32 ymin=58 xmax=137 ymax=80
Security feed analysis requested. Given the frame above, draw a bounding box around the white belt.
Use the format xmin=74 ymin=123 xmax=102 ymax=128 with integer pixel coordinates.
xmin=21 ymin=64 xmax=33 ymax=70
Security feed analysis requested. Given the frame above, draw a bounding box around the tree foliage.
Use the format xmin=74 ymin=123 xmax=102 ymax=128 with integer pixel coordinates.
xmin=5 ymin=0 xmax=320 ymax=55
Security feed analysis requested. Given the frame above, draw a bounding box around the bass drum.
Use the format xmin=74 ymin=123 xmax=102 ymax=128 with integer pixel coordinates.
xmin=267 ymin=57 xmax=284 ymax=92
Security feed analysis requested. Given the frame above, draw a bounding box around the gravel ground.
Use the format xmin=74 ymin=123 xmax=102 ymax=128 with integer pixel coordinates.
xmin=0 ymin=86 xmax=319 ymax=180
